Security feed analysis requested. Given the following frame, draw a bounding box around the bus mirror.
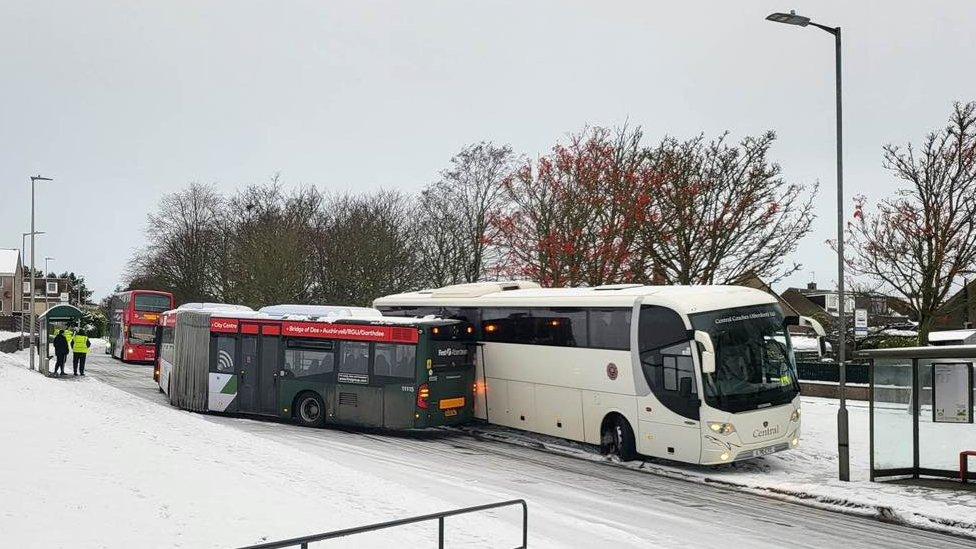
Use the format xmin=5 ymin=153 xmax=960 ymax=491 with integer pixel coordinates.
xmin=694 ymin=331 xmax=716 ymax=374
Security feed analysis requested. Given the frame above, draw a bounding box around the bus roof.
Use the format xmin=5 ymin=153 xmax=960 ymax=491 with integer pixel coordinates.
xmin=258 ymin=304 xmax=382 ymax=319
xmin=177 ymin=302 xmax=254 ymax=313
xmin=373 ymin=282 xmax=779 ymax=316
xmin=165 ymin=305 xmax=462 ymax=328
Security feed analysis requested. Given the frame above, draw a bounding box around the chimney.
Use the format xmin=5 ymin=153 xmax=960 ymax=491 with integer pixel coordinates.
xmin=807 ymin=282 xmax=817 ymax=291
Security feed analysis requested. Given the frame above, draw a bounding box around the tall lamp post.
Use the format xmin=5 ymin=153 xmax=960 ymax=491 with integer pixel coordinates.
xmin=20 ymin=231 xmax=44 ymax=343
xmin=29 ymin=175 xmax=53 ymax=373
xmin=44 ymin=257 xmax=55 ymax=312
xmin=765 ymin=11 xmax=849 ymax=481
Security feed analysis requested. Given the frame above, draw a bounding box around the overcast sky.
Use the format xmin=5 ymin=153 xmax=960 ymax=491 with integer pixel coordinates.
xmin=2 ymin=1 xmax=974 ymax=299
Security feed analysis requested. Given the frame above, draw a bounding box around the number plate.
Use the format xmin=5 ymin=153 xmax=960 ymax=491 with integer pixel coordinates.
xmin=438 ymin=397 xmax=465 ymax=410
xmin=750 ymin=443 xmax=788 ymax=458
xmin=444 ymin=409 xmax=458 ymax=417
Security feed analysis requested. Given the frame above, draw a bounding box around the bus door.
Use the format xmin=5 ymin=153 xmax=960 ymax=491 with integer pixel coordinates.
xmin=237 ymin=323 xmax=281 ymax=416
xmin=335 ymin=341 xmax=384 ymax=427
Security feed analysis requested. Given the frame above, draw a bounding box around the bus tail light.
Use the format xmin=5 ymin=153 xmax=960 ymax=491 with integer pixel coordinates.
xmin=417 ymin=384 xmax=430 ymax=410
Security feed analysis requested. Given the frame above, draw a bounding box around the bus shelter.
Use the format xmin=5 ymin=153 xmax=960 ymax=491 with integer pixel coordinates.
xmin=37 ymin=304 xmax=84 ymax=376
xmin=860 ymin=346 xmax=976 ymax=483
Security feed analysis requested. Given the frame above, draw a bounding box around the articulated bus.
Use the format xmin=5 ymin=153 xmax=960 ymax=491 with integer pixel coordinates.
xmin=374 ymin=281 xmax=803 ymax=465
xmin=107 ymin=290 xmax=175 ymax=362
xmin=155 ymin=304 xmax=477 ymax=429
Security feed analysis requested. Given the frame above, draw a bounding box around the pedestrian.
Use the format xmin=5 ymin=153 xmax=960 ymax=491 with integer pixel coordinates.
xmin=72 ymin=330 xmax=91 ymax=376
xmin=53 ymin=330 xmax=69 ymax=376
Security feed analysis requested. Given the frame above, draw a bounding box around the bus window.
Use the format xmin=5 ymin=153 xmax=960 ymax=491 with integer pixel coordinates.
xmin=482 ymin=309 xmax=532 ymax=344
xmin=129 ymin=325 xmax=156 ymax=345
xmin=529 ymin=308 xmax=587 ymax=347
xmin=214 ymin=336 xmax=236 ymax=373
xmin=638 ymin=305 xmax=699 ymax=419
xmin=374 ymin=343 xmax=416 ymax=379
xmin=285 ymin=344 xmax=335 ymax=378
xmin=588 ymin=309 xmax=631 ymax=350
xmin=134 ymin=293 xmax=173 ymax=312
xmin=339 ymin=342 xmax=369 ymax=375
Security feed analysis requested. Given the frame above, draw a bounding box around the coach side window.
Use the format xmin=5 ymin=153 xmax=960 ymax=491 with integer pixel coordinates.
xmin=638 ymin=305 xmax=699 ymax=420
xmin=482 ymin=309 xmax=531 ymax=344
xmin=588 ymin=309 xmax=631 ymax=350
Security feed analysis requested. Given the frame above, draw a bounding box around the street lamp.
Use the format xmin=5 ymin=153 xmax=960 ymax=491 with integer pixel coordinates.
xmin=44 ymin=257 xmax=55 ymax=312
xmin=29 ymin=175 xmax=53 ymax=374
xmin=21 ymin=231 xmax=45 ymax=267
xmin=19 ymin=232 xmax=43 ymax=344
xmin=766 ymin=10 xmax=850 ymax=481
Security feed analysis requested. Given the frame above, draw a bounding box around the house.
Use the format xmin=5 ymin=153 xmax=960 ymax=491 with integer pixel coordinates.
xmin=933 ymin=279 xmax=976 ymax=330
xmin=23 ymin=274 xmax=75 ymax=318
xmin=0 ymin=249 xmax=25 ymax=327
xmin=780 ymin=282 xmax=913 ymax=330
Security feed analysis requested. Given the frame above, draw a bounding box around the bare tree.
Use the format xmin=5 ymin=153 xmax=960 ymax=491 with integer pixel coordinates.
xmin=847 ymin=102 xmax=976 ymax=343
xmin=223 ymin=177 xmax=321 ymax=307
xmin=126 ymin=183 xmax=225 ymax=303
xmin=640 ymin=131 xmax=817 ymax=285
xmin=416 ymin=142 xmax=516 ymax=286
xmin=313 ymin=190 xmax=422 ymax=306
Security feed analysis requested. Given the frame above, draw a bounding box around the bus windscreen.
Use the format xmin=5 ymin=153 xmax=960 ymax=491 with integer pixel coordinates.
xmin=135 ymin=294 xmax=172 ymax=312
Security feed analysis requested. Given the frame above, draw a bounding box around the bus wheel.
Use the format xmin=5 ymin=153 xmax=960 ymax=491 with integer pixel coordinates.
xmin=295 ymin=392 xmax=325 ymax=428
xmin=601 ymin=415 xmax=637 ymax=461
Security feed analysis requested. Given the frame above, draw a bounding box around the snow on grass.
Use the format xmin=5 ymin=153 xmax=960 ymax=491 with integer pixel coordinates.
xmin=0 ymin=347 xmax=523 ymax=549
xmin=463 ymin=397 xmax=976 ymax=540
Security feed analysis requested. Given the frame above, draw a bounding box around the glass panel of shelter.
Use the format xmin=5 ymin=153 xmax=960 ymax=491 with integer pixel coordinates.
xmin=871 ymin=358 xmax=915 ymax=472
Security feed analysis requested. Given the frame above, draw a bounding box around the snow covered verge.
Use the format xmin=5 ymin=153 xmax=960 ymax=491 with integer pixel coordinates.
xmin=0 ymin=330 xmax=23 ymax=341
xmin=0 ymin=346 xmax=524 ymax=549
xmin=461 ymin=397 xmax=976 ymax=540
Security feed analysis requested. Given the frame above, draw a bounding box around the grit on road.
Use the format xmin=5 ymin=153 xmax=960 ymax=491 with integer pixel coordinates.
xmin=86 ymin=352 xmax=976 ymax=549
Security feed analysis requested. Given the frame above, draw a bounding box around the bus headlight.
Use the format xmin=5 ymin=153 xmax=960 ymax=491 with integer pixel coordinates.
xmin=707 ymin=422 xmax=736 ymax=435
xmin=790 ymin=409 xmax=801 ymax=423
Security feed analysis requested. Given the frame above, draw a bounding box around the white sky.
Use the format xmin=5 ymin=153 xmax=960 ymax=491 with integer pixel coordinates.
xmin=2 ymin=1 xmax=974 ymax=299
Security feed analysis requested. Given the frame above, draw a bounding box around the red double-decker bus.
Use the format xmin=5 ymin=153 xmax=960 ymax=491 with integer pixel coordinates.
xmin=107 ymin=290 xmax=175 ymax=363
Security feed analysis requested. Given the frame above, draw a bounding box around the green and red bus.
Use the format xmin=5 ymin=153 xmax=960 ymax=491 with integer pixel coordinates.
xmin=156 ymin=304 xmax=476 ymax=430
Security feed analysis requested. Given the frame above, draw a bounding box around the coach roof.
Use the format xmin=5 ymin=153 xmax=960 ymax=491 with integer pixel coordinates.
xmin=374 ymin=282 xmax=779 ymax=317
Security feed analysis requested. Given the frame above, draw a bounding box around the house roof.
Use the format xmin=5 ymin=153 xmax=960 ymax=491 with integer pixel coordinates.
xmin=780 ymin=288 xmax=830 ymax=319
xmin=0 ymin=249 xmax=21 ymax=276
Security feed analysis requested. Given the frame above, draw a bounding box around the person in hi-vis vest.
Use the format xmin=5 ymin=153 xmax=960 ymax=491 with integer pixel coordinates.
xmin=72 ymin=330 xmax=91 ymax=376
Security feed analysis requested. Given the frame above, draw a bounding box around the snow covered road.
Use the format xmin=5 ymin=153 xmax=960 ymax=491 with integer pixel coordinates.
xmin=74 ymin=351 xmax=976 ymax=548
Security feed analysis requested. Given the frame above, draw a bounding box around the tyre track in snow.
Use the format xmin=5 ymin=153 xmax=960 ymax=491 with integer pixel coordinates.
xmin=86 ymin=354 xmax=976 ymax=548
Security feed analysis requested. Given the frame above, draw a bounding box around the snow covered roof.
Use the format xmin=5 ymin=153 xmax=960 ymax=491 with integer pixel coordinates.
xmin=258 ymin=304 xmax=382 ymax=318
xmin=0 ymin=249 xmax=21 ymax=276
xmin=176 ymin=303 xmax=254 ymax=313
xmin=375 ymin=282 xmax=778 ymax=317
xmin=928 ymin=329 xmax=976 ymax=345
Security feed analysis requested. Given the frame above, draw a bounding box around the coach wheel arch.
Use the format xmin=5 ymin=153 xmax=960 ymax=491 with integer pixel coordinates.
xmin=292 ymin=391 xmax=326 ymax=428
xmin=600 ymin=412 xmax=637 ymax=461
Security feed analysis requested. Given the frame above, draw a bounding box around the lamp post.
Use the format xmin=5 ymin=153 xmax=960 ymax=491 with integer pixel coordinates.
xmin=29 ymin=175 xmax=53 ymax=373
xmin=765 ymin=10 xmax=849 ymax=481
xmin=21 ymin=231 xmax=45 ymax=267
xmin=44 ymin=257 xmax=55 ymax=312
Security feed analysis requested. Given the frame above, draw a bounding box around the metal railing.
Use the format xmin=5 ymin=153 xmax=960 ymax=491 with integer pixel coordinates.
xmin=236 ymin=499 xmax=528 ymax=549
xmin=796 ymin=361 xmax=870 ymax=384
